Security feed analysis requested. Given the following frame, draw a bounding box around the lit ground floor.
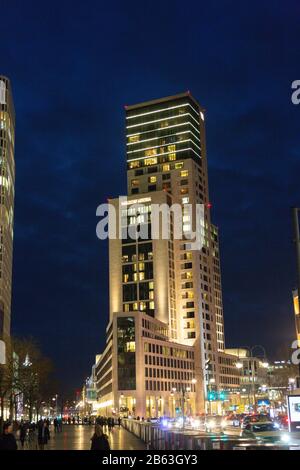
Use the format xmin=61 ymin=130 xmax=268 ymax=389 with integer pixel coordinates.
xmin=18 ymin=424 xmax=146 ymax=450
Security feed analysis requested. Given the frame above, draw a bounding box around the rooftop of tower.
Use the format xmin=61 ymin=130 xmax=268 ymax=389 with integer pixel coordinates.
xmin=125 ymin=91 xmax=204 ymax=112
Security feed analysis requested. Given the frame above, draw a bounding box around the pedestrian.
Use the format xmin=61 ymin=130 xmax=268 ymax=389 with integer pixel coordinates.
xmin=0 ymin=422 xmax=18 ymax=450
xmin=53 ymin=418 xmax=58 ymax=433
xmin=19 ymin=421 xmax=27 ymax=449
xmin=37 ymin=420 xmax=50 ymax=450
xmin=28 ymin=422 xmax=37 ymax=450
xmin=107 ymin=417 xmax=112 ymax=432
xmin=90 ymin=425 xmax=110 ymax=451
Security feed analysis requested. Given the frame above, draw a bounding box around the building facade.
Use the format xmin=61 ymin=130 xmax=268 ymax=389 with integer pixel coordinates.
xmin=0 ymin=76 xmax=15 ymax=349
xmin=95 ymin=92 xmax=236 ymax=417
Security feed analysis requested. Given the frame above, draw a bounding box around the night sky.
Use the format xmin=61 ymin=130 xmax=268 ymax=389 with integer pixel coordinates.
xmin=1 ymin=1 xmax=300 ymax=395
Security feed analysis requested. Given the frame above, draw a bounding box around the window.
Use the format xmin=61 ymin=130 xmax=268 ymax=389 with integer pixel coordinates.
xmin=181 ymin=170 xmax=188 ymax=177
xmin=129 ymin=160 xmax=140 ymax=169
xmin=129 ymin=135 xmax=140 ymax=143
xmin=162 ymin=164 xmax=170 ymax=172
xmin=175 ymin=162 xmax=184 ymax=169
xmin=148 ymin=176 xmax=157 ymax=183
xmin=144 ymin=157 xmax=157 ymax=166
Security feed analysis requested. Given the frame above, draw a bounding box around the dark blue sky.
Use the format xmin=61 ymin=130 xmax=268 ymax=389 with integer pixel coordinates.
xmin=2 ymin=0 xmax=300 ymax=394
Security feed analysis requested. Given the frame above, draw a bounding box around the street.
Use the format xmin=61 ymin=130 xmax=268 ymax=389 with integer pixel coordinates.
xmin=21 ymin=425 xmax=146 ymax=451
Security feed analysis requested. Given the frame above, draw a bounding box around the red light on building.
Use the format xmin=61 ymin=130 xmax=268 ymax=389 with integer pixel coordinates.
xmin=207 ymin=202 xmax=212 ymax=209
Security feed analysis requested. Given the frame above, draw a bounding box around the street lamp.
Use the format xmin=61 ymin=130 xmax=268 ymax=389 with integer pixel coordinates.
xmin=172 ymin=379 xmax=197 ymax=431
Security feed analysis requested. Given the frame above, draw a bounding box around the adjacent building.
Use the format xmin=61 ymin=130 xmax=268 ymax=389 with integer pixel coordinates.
xmin=0 ymin=76 xmax=15 ymax=352
xmin=95 ymin=92 xmax=238 ymax=417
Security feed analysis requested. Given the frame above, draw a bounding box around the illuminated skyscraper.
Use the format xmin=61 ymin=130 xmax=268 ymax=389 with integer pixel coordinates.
xmin=95 ymin=93 xmax=239 ymax=417
xmin=0 ymin=76 xmax=15 ymax=346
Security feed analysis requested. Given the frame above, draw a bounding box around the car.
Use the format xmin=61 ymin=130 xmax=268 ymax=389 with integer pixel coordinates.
xmin=224 ymin=413 xmax=241 ymax=427
xmin=240 ymin=421 xmax=285 ymax=443
xmin=274 ymin=414 xmax=289 ymax=430
xmin=204 ymin=415 xmax=226 ymax=433
xmin=241 ymin=414 xmax=270 ymax=429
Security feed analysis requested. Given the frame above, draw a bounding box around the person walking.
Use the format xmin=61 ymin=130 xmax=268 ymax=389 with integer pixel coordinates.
xmin=19 ymin=421 xmax=27 ymax=449
xmin=53 ymin=418 xmax=58 ymax=433
xmin=37 ymin=420 xmax=50 ymax=450
xmin=90 ymin=425 xmax=110 ymax=451
xmin=0 ymin=422 xmax=18 ymax=450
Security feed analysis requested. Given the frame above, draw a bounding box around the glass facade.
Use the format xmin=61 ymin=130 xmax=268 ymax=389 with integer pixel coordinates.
xmin=126 ymin=95 xmax=201 ymax=171
xmin=121 ymin=200 xmax=155 ymax=317
xmin=117 ymin=317 xmax=136 ymax=390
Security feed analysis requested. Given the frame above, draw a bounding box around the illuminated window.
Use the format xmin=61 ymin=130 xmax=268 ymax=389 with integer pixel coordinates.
xmin=168 ymin=145 xmax=176 ymax=152
xmin=125 ymin=341 xmax=136 ymax=352
xmin=139 ymin=272 xmax=145 ymax=281
xmin=131 ymin=179 xmax=139 ymax=187
xmin=183 ymin=224 xmax=191 ymax=232
xmin=162 ymin=164 xmax=170 ymax=172
xmin=180 ymin=188 xmax=188 ymax=195
xmin=129 ymin=135 xmax=140 ymax=143
xmin=133 ymin=302 xmax=138 ymax=311
xmin=129 ymin=160 xmax=140 ymax=169
xmin=123 ymin=274 xmax=129 ymax=283
xmin=149 ymin=301 xmax=155 ymax=310
xmin=124 ymin=303 xmax=130 ymax=312
xmin=139 ymin=262 xmax=145 ymax=271
xmin=145 ymin=149 xmax=157 ymax=157
xmin=181 ymin=170 xmax=188 ymax=177
xmin=122 ymin=255 xmax=129 ymax=263
xmin=160 ymin=121 xmax=169 ymax=128
xmin=186 ymin=272 xmax=192 ymax=280
xmin=182 ymin=197 xmax=189 ymax=204
xmin=168 ymin=153 xmax=176 ymax=161
xmin=148 ymin=176 xmax=157 ymax=183
xmin=149 ymin=281 xmax=154 ymax=289
xmin=175 ymin=162 xmax=184 ymax=169
xmin=144 ymin=157 xmax=157 ymax=166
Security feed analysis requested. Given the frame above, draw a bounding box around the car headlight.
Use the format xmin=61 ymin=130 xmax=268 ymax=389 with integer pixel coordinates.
xmin=281 ymin=434 xmax=290 ymax=443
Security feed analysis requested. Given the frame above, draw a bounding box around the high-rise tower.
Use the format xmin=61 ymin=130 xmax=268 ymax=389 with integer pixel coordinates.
xmin=95 ymin=93 xmax=239 ymax=417
xmin=125 ymin=93 xmax=225 ymax=382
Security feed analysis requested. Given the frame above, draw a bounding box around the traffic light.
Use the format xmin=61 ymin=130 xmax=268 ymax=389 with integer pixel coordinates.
xmin=218 ymin=391 xmax=226 ymax=401
xmin=207 ymin=391 xmax=216 ymax=401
